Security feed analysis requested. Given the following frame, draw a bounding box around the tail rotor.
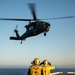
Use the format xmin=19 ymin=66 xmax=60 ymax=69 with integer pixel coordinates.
xmin=14 ymin=25 xmax=18 ymax=30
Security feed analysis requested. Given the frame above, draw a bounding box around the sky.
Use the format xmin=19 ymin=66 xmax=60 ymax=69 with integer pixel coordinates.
xmin=0 ymin=0 xmax=75 ymax=68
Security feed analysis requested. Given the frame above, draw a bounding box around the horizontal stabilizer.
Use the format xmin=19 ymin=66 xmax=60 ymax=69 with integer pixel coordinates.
xmin=10 ymin=37 xmax=19 ymax=40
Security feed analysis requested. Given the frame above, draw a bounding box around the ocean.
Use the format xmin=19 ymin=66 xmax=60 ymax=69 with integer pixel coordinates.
xmin=0 ymin=68 xmax=75 ymax=75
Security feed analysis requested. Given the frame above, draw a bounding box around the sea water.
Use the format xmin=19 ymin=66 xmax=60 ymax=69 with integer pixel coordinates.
xmin=0 ymin=68 xmax=75 ymax=75
xmin=0 ymin=68 xmax=28 ymax=75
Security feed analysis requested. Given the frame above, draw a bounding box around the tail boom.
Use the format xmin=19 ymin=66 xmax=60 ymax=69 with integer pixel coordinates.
xmin=10 ymin=37 xmax=20 ymax=40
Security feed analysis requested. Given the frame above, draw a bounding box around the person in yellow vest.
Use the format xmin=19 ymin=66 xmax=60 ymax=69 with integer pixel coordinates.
xmin=28 ymin=58 xmax=43 ymax=75
xmin=41 ymin=60 xmax=55 ymax=75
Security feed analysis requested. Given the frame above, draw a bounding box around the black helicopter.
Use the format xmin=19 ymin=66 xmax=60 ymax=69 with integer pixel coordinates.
xmin=0 ymin=3 xmax=74 ymax=44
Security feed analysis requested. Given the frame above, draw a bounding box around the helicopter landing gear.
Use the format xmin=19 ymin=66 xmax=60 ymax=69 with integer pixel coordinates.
xmin=44 ymin=32 xmax=46 ymax=36
xmin=20 ymin=38 xmax=26 ymax=44
xmin=20 ymin=41 xmax=22 ymax=44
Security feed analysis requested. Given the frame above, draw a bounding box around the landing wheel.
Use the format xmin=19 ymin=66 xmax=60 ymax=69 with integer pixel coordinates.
xmin=20 ymin=41 xmax=22 ymax=44
xmin=44 ymin=32 xmax=46 ymax=36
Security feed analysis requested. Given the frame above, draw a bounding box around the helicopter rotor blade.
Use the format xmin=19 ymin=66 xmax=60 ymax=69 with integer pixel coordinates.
xmin=28 ymin=3 xmax=37 ymax=21
xmin=40 ymin=16 xmax=75 ymax=20
xmin=0 ymin=18 xmax=34 ymax=21
xmin=0 ymin=16 xmax=74 ymax=21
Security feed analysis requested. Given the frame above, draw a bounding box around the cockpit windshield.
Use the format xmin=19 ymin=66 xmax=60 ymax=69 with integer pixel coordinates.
xmin=29 ymin=26 xmax=34 ymax=30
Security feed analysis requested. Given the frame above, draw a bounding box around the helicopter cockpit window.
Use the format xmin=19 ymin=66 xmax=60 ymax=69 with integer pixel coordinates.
xmin=29 ymin=26 xmax=34 ymax=30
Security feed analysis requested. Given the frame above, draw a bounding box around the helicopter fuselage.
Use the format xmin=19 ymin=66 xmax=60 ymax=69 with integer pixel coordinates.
xmin=10 ymin=21 xmax=50 ymax=42
xmin=23 ymin=21 xmax=50 ymax=37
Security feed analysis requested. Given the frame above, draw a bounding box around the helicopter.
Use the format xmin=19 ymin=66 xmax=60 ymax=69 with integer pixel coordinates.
xmin=0 ymin=3 xmax=74 ymax=44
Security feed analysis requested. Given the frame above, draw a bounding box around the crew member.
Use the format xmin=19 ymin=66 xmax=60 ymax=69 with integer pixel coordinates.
xmin=28 ymin=58 xmax=42 ymax=75
xmin=41 ymin=60 xmax=55 ymax=75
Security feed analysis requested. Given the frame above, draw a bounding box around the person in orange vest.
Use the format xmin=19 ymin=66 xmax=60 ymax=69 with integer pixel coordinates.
xmin=28 ymin=58 xmax=43 ymax=75
xmin=40 ymin=60 xmax=55 ymax=75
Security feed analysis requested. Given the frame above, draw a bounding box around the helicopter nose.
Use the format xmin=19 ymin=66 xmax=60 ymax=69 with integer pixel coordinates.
xmin=48 ymin=23 xmax=50 ymax=27
xmin=46 ymin=24 xmax=50 ymax=31
xmin=48 ymin=24 xmax=50 ymax=28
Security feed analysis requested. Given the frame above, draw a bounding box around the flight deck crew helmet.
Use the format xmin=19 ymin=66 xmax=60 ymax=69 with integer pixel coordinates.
xmin=33 ymin=58 xmax=40 ymax=65
xmin=43 ymin=60 xmax=49 ymax=65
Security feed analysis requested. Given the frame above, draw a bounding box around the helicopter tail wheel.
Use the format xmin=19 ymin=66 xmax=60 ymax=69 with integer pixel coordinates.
xmin=44 ymin=32 xmax=46 ymax=36
xmin=20 ymin=38 xmax=26 ymax=44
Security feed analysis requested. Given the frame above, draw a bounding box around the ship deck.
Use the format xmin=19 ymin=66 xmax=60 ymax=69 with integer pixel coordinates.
xmin=51 ymin=72 xmax=75 ymax=75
